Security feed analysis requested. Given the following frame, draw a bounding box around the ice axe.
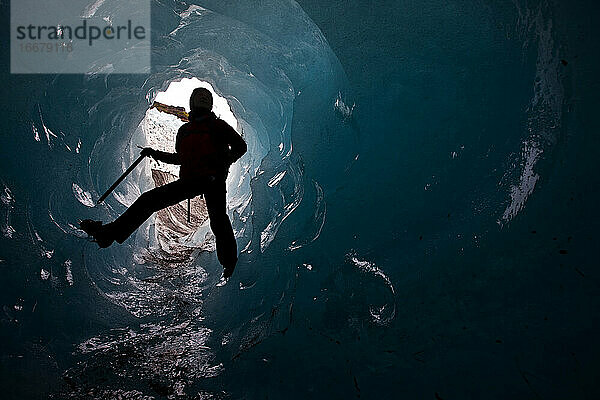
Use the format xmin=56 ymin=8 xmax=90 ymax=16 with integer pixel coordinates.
xmin=97 ymin=147 xmax=146 ymax=204
xmin=96 ymin=147 xmax=193 ymax=223
xmin=96 ymin=146 xmax=191 ymax=223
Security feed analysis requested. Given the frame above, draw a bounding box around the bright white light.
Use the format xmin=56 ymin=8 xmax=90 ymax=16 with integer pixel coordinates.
xmin=154 ymin=77 xmax=238 ymax=130
xmin=143 ymin=77 xmax=243 ymax=182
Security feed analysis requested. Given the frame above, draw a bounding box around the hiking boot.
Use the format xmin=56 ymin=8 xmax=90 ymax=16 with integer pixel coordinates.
xmin=79 ymin=219 xmax=114 ymax=248
xmin=223 ymin=263 xmax=236 ymax=279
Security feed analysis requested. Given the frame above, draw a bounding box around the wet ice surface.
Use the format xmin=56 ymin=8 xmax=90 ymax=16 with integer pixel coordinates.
xmin=37 ymin=0 xmax=348 ymax=394
xmin=0 ymin=0 xmax=596 ymax=398
xmin=72 ymin=183 xmax=95 ymax=208
xmin=1 ymin=183 xmax=15 ymax=238
xmin=346 ymin=251 xmax=396 ymax=326
xmin=499 ymin=3 xmax=564 ymax=225
xmin=63 ymin=266 xmax=223 ymax=398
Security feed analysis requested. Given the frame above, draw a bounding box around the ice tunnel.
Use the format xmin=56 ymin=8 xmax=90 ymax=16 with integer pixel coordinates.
xmin=1 ymin=0 xmax=599 ymax=398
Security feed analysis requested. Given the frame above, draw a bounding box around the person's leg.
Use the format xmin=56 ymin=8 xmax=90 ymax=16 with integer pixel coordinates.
xmin=204 ymin=180 xmax=237 ymax=274
xmin=102 ymin=179 xmax=200 ymax=244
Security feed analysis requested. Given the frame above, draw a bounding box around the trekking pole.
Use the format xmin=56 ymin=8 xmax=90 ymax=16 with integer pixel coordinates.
xmin=97 ymin=152 xmax=146 ymax=204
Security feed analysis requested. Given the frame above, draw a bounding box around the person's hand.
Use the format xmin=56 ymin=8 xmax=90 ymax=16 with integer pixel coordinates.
xmin=140 ymin=147 xmax=156 ymax=158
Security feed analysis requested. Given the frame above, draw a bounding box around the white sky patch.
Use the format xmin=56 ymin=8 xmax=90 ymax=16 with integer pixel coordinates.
xmin=154 ymin=77 xmax=238 ymax=130
xmin=142 ymin=109 xmax=182 ymax=177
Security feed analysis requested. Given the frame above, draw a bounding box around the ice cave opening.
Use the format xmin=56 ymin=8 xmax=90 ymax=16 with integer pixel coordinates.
xmin=135 ymin=77 xmax=246 ymax=256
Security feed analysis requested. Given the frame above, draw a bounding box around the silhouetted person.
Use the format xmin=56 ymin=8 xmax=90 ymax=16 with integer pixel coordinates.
xmin=80 ymin=88 xmax=247 ymax=278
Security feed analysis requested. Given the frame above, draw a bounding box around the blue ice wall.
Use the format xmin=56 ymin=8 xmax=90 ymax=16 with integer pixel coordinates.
xmin=1 ymin=0 xmax=599 ymax=398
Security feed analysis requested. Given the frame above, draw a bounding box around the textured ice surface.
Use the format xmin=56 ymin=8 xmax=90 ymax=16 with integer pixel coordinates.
xmin=0 ymin=0 xmax=598 ymax=399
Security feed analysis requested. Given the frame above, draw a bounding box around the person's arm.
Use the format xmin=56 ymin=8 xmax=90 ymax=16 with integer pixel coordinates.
xmin=224 ymin=125 xmax=247 ymax=165
xmin=153 ymin=150 xmax=181 ymax=165
xmin=141 ymin=147 xmax=181 ymax=165
xmin=140 ymin=125 xmax=186 ymax=165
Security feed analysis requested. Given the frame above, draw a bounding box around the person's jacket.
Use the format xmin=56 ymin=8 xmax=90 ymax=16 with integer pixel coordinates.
xmin=153 ymin=111 xmax=247 ymax=181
